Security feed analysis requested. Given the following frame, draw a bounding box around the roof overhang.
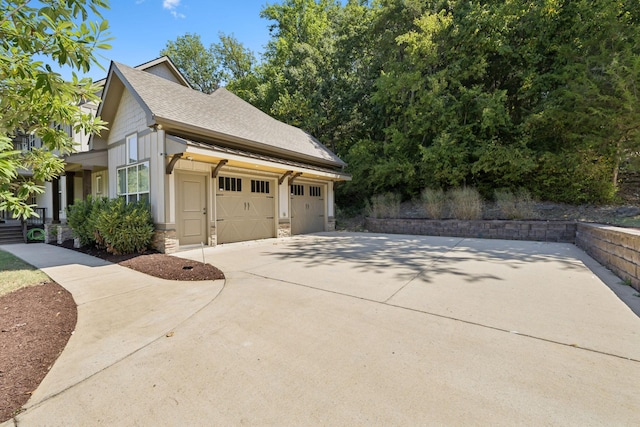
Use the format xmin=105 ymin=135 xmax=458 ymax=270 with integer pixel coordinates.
xmin=166 ymin=135 xmax=351 ymax=181
xmin=63 ymin=149 xmax=108 ymax=172
xmin=157 ymin=117 xmax=347 ymax=170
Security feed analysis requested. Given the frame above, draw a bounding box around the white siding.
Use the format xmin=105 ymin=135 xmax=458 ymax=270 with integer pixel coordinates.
xmin=142 ymin=131 xmax=164 ymax=223
xmin=72 ymin=102 xmax=98 ymax=152
xmin=92 ymin=170 xmax=108 ymax=198
xmin=108 ymin=144 xmax=126 ymax=198
xmin=279 ymin=181 xmax=289 ymax=219
xmin=108 ymin=90 xmax=147 ymax=145
xmin=145 ymin=64 xmax=183 ymax=84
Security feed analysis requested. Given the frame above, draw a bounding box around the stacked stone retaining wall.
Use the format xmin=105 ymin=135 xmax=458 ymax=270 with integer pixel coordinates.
xmin=365 ymin=218 xmax=577 ymax=243
xmin=576 ymin=223 xmax=640 ymax=291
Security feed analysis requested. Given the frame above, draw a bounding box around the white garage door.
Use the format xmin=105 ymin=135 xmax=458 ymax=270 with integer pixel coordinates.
xmin=291 ymin=183 xmax=325 ymax=235
xmin=216 ymin=175 xmax=276 ymax=244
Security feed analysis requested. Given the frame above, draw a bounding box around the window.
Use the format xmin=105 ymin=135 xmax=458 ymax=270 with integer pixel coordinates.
xmin=310 ymin=186 xmax=321 ymax=197
xmin=291 ymin=184 xmax=304 ymax=196
xmin=27 ymin=134 xmax=37 ymax=150
xmin=218 ymin=176 xmax=242 ymax=192
xmin=96 ymin=175 xmax=103 ymax=194
xmin=117 ymin=161 xmax=149 ymax=203
xmin=251 ymin=179 xmax=270 ymax=194
xmin=127 ymin=133 xmax=138 ymax=164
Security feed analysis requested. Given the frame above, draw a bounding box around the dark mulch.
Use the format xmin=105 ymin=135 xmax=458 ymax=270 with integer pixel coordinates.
xmin=0 ymin=243 xmax=224 ymax=422
xmin=58 ymin=240 xmax=225 ymax=281
xmin=0 ymin=282 xmax=77 ymax=422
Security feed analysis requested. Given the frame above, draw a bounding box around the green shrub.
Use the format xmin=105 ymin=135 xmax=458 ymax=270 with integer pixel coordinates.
xmin=66 ymin=196 xmax=110 ymax=247
xmin=66 ymin=196 xmax=96 ymax=246
xmin=95 ymin=198 xmax=154 ymax=255
xmin=67 ymin=197 xmax=153 ymax=253
xmin=421 ymin=188 xmax=447 ymax=219
xmin=448 ymin=187 xmax=483 ymax=220
xmin=368 ymin=193 xmax=401 ymax=219
xmin=494 ymin=188 xmax=536 ymax=219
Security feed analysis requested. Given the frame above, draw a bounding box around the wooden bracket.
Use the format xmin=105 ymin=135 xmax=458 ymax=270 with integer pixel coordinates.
xmin=288 ymin=172 xmax=302 ymax=185
xmin=278 ymin=170 xmax=293 ymax=185
xmin=211 ymin=159 xmax=229 ymax=178
xmin=165 ymin=153 xmax=183 ymax=174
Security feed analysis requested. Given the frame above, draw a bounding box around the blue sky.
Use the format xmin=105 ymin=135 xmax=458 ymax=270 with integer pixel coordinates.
xmin=70 ymin=0 xmax=274 ymax=80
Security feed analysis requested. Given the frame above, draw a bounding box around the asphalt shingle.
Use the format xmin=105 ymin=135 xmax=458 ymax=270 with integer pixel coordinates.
xmin=113 ymin=62 xmax=345 ymax=168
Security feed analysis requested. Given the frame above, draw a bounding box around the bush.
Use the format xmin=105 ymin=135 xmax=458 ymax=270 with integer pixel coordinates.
xmin=494 ymin=188 xmax=536 ymax=219
xmin=66 ymin=196 xmax=111 ymax=247
xmin=94 ymin=198 xmax=154 ymax=255
xmin=448 ymin=187 xmax=483 ymax=220
xmin=367 ymin=193 xmax=401 ymax=219
xmin=420 ymin=188 xmax=447 ymax=219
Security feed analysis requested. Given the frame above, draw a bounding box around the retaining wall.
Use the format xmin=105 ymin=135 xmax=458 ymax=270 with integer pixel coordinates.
xmin=365 ymin=218 xmax=577 ymax=243
xmin=576 ymin=223 xmax=640 ymax=291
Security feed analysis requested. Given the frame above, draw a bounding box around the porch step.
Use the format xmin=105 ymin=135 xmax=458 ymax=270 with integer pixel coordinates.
xmin=0 ymin=225 xmax=24 ymax=244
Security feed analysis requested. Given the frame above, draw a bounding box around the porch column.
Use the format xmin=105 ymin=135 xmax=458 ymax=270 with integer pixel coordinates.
xmin=83 ymin=169 xmax=92 ymax=199
xmin=65 ymin=171 xmax=75 ymax=207
xmin=51 ymin=177 xmax=60 ymax=223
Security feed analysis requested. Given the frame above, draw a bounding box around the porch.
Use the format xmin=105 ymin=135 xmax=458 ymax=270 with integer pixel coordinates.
xmin=0 ymin=208 xmax=47 ymax=244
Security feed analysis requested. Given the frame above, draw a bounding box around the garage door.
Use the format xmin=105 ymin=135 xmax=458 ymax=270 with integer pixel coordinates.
xmin=216 ymin=175 xmax=276 ymax=244
xmin=291 ymin=183 xmax=325 ymax=235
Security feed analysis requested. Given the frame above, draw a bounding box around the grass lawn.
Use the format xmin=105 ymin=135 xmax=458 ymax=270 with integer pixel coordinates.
xmin=0 ymin=249 xmax=50 ymax=297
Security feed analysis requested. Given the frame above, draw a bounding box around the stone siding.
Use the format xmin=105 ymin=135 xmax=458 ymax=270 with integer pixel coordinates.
xmin=576 ymin=223 xmax=640 ymax=291
xmin=152 ymin=228 xmax=178 ymax=254
xmin=365 ymin=218 xmax=577 ymax=243
xmin=278 ymin=221 xmax=291 ymax=238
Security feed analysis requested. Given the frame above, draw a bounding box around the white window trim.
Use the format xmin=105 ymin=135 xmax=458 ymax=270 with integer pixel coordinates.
xmin=117 ymin=160 xmax=149 ymax=203
xmin=126 ymin=133 xmax=138 ymax=165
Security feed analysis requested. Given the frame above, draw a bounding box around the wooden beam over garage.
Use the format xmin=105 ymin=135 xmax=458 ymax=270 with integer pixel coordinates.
xmin=278 ymin=170 xmax=293 ymax=185
xmin=288 ymin=172 xmax=302 ymax=185
xmin=166 ymin=153 xmax=183 ymax=174
xmin=211 ymin=159 xmax=229 ymax=178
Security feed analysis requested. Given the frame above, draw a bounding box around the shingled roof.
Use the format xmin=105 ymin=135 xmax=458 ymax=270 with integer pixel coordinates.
xmin=107 ymin=61 xmax=346 ymax=168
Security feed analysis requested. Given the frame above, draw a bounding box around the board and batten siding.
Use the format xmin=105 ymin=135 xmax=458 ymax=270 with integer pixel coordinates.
xmin=108 ymin=89 xmax=148 ymax=145
xmin=105 ymin=88 xmax=166 ymax=224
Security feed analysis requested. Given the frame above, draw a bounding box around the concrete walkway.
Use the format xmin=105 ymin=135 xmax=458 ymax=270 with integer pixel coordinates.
xmin=2 ymin=233 xmax=639 ymax=425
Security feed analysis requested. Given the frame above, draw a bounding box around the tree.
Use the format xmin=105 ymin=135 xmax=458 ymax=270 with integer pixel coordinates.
xmin=213 ymin=32 xmax=258 ymax=101
xmin=0 ymin=0 xmax=110 ymax=219
xmin=160 ymin=33 xmax=222 ymax=94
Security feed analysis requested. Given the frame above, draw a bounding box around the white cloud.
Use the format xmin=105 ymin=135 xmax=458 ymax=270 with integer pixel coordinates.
xmin=163 ymin=0 xmax=180 ymax=10
xmin=163 ymin=0 xmax=185 ymax=19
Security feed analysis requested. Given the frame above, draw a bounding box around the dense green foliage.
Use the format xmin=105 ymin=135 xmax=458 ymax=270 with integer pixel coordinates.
xmin=94 ymin=198 xmax=154 ymax=255
xmin=164 ymin=0 xmax=640 ymax=206
xmin=67 ymin=197 xmax=154 ymax=254
xmin=0 ymin=0 xmax=110 ymax=219
xmin=160 ymin=32 xmax=256 ymax=93
xmin=66 ymin=196 xmax=104 ymax=246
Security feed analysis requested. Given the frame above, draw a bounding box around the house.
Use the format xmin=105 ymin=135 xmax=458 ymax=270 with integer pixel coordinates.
xmin=63 ymin=57 xmax=350 ymax=252
xmin=4 ymin=58 xmax=177 ymax=227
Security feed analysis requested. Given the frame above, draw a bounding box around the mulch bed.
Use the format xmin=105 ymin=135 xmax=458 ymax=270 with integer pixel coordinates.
xmin=58 ymin=240 xmax=225 ymax=281
xmin=0 ymin=282 xmax=77 ymax=422
xmin=0 ymin=242 xmax=225 ymax=422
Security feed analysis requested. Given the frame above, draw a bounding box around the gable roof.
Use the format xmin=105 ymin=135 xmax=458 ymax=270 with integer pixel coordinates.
xmin=98 ymin=61 xmax=346 ymax=169
xmin=93 ymin=56 xmax=191 ymax=89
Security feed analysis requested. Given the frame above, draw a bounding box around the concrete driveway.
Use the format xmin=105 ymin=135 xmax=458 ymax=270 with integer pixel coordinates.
xmin=3 ymin=233 xmax=640 ymax=425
